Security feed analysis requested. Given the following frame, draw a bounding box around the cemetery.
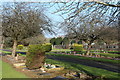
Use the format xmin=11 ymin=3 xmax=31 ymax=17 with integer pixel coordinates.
xmin=0 ymin=1 xmax=120 ymax=80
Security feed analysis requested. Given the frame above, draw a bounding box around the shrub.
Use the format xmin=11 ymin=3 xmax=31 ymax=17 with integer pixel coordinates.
xmin=72 ymin=43 xmax=84 ymax=52
xmin=18 ymin=53 xmax=22 ymax=56
xmin=42 ymin=43 xmax=52 ymax=52
xmin=17 ymin=45 xmax=24 ymax=50
xmin=26 ymin=44 xmax=45 ymax=70
xmin=55 ymin=37 xmax=63 ymax=45
xmin=50 ymin=38 xmax=56 ymax=45
xmin=70 ymin=40 xmax=76 ymax=45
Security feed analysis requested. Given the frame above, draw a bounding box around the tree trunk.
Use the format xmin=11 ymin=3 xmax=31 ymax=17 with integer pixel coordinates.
xmin=86 ymin=44 xmax=91 ymax=55
xmin=0 ymin=36 xmax=4 ymax=54
xmin=12 ymin=40 xmax=17 ymax=57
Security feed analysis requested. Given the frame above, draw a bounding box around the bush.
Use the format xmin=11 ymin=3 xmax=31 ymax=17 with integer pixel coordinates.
xmin=70 ymin=40 xmax=76 ymax=45
xmin=72 ymin=43 xmax=84 ymax=52
xmin=26 ymin=44 xmax=45 ymax=70
xmin=17 ymin=45 xmax=24 ymax=50
xmin=42 ymin=43 xmax=52 ymax=52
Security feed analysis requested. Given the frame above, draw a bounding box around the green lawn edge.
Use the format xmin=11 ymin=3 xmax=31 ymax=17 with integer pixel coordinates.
xmin=46 ymin=59 xmax=120 ymax=79
xmin=1 ymin=60 xmax=28 ymax=78
xmin=46 ymin=53 xmax=120 ymax=64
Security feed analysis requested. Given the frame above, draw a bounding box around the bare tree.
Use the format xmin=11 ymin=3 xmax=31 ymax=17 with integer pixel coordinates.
xmin=53 ymin=1 xmax=119 ymax=55
xmin=2 ymin=2 xmax=53 ymax=57
xmin=54 ymin=1 xmax=120 ymax=21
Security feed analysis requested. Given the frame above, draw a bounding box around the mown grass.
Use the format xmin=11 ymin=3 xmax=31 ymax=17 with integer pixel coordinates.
xmin=91 ymin=50 xmax=120 ymax=53
xmin=0 ymin=50 xmax=11 ymax=54
xmin=52 ymin=49 xmax=120 ymax=53
xmin=92 ymin=53 xmax=120 ymax=58
xmin=45 ymin=59 xmax=120 ymax=79
xmin=1 ymin=49 xmax=120 ymax=64
xmin=0 ymin=50 xmax=26 ymax=56
xmin=46 ymin=53 xmax=120 ymax=64
xmin=51 ymin=49 xmax=120 ymax=58
xmin=51 ymin=48 xmax=71 ymax=51
xmin=1 ymin=60 xmax=28 ymax=78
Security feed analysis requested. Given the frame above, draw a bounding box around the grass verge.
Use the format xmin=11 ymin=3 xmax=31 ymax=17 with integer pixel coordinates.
xmin=1 ymin=60 xmax=28 ymax=78
xmin=46 ymin=53 xmax=120 ymax=64
xmin=46 ymin=59 xmax=119 ymax=79
xmin=92 ymin=53 xmax=120 ymax=58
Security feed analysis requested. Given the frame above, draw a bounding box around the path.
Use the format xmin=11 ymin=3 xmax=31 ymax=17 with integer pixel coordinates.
xmin=47 ymin=55 xmax=120 ymax=73
xmin=1 ymin=49 xmax=120 ymax=73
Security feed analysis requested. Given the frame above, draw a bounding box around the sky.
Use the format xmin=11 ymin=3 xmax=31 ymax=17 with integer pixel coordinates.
xmin=0 ymin=2 xmax=66 ymax=38
xmin=0 ymin=0 xmax=119 ymax=38
xmin=43 ymin=4 xmax=66 ymax=38
xmin=1 ymin=0 xmax=119 ymax=2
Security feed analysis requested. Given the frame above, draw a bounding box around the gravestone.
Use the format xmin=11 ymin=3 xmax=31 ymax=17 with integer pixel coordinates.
xmin=50 ymin=76 xmax=67 ymax=80
xmin=37 ymin=73 xmax=51 ymax=76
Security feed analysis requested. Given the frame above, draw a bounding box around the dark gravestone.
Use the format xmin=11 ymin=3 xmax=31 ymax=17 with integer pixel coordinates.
xmin=32 ymin=70 xmax=42 ymax=72
xmin=50 ymin=76 xmax=67 ymax=80
xmin=0 ymin=53 xmax=6 ymax=56
xmin=37 ymin=73 xmax=51 ymax=76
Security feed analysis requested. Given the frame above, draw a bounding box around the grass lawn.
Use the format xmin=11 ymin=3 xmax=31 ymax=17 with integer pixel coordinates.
xmin=92 ymin=52 xmax=120 ymax=58
xmin=0 ymin=50 xmax=11 ymax=54
xmin=51 ymin=48 xmax=71 ymax=51
xmin=1 ymin=48 xmax=119 ymax=79
xmin=51 ymin=49 xmax=120 ymax=58
xmin=1 ymin=60 xmax=28 ymax=78
xmin=0 ymin=50 xmax=26 ymax=56
xmin=46 ymin=53 xmax=120 ymax=64
xmin=46 ymin=59 xmax=120 ymax=79
xmin=1 ymin=50 xmax=119 ymax=64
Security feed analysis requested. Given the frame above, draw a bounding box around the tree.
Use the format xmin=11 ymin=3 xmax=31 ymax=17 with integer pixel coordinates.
xmin=53 ymin=1 xmax=119 ymax=55
xmin=4 ymin=37 xmax=13 ymax=48
xmin=54 ymin=1 xmax=119 ymax=25
xmin=77 ymin=40 xmax=82 ymax=44
xmin=62 ymin=37 xmax=69 ymax=45
xmin=2 ymin=2 xmax=53 ymax=57
xmin=21 ymin=34 xmax=47 ymax=45
xmin=98 ymin=27 xmax=118 ymax=44
xmin=55 ymin=37 xmax=63 ymax=45
xmin=50 ymin=38 xmax=56 ymax=45
xmin=62 ymin=37 xmax=69 ymax=48
xmin=70 ymin=40 xmax=76 ymax=45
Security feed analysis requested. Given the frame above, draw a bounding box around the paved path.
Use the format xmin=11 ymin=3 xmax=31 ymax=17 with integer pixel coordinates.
xmin=47 ymin=55 xmax=120 ymax=73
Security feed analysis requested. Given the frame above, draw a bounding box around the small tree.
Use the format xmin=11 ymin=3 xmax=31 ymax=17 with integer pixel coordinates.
xmin=26 ymin=43 xmax=52 ymax=69
xmin=2 ymin=2 xmax=52 ymax=57
xmin=50 ymin=38 xmax=56 ymax=45
xmin=26 ymin=44 xmax=45 ymax=69
xmin=42 ymin=43 xmax=52 ymax=52
xmin=77 ymin=40 xmax=82 ymax=44
xmin=62 ymin=37 xmax=69 ymax=48
xmin=70 ymin=40 xmax=76 ymax=45
xmin=72 ymin=43 xmax=84 ymax=52
xmin=55 ymin=37 xmax=63 ymax=45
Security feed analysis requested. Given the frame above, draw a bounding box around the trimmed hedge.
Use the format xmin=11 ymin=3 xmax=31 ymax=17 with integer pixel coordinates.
xmin=42 ymin=43 xmax=52 ymax=52
xmin=72 ymin=43 xmax=84 ymax=52
xmin=17 ymin=45 xmax=24 ymax=50
xmin=26 ymin=44 xmax=45 ymax=70
xmin=26 ymin=43 xmax=52 ymax=70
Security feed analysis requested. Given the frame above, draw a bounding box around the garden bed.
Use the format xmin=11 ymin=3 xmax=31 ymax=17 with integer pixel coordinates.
xmin=1 ymin=54 xmax=91 ymax=79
